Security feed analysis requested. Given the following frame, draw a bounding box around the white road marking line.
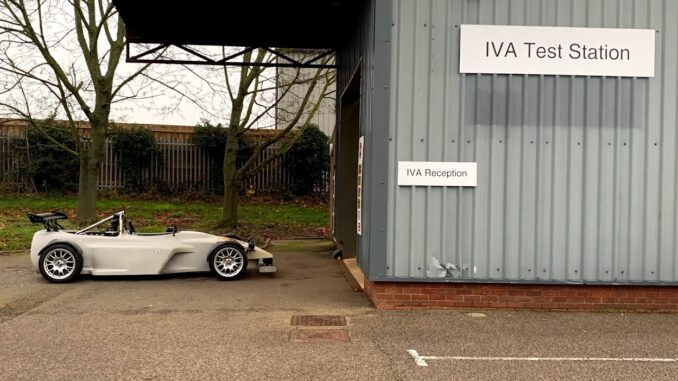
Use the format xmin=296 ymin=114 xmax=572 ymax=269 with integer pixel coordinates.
xmin=407 ymin=350 xmax=429 ymax=366
xmin=407 ymin=350 xmax=678 ymax=367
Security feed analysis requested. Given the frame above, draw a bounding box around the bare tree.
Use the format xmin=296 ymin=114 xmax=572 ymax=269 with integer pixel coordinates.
xmin=143 ymin=47 xmax=336 ymax=228
xmin=218 ymin=49 xmax=334 ymax=228
xmin=0 ymin=0 xmax=160 ymax=223
xmin=146 ymin=47 xmax=335 ymax=228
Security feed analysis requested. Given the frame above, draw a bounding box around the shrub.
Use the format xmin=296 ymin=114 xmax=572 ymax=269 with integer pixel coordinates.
xmin=192 ymin=120 xmax=252 ymax=194
xmin=286 ymin=124 xmax=329 ymax=196
xmin=110 ymin=127 xmax=161 ymax=193
xmin=14 ymin=119 xmax=79 ymax=193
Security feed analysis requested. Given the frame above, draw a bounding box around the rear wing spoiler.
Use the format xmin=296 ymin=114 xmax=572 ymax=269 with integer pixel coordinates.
xmin=28 ymin=211 xmax=68 ymax=231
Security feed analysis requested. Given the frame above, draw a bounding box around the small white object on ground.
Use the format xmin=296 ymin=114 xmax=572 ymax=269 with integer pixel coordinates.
xmin=464 ymin=312 xmax=487 ymax=318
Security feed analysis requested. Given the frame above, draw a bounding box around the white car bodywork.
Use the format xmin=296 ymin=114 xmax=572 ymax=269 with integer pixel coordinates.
xmin=29 ymin=211 xmax=276 ymax=279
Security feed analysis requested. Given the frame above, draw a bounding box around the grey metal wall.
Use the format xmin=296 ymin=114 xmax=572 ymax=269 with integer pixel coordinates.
xmin=336 ymin=0 xmax=376 ymax=272
xmin=382 ymin=0 xmax=678 ymax=284
xmin=276 ymin=57 xmax=337 ymax=137
xmin=336 ymin=0 xmax=396 ymax=275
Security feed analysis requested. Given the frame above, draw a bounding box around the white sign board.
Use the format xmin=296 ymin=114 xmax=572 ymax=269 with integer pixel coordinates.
xmin=459 ymin=24 xmax=656 ymax=77
xmin=398 ymin=162 xmax=477 ymax=187
xmin=356 ymin=136 xmax=364 ymax=235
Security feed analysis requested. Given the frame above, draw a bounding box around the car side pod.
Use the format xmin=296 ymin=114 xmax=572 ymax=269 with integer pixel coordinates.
xmin=258 ymin=258 xmax=277 ymax=274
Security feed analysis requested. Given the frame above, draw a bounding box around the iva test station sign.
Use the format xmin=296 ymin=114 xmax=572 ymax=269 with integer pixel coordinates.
xmin=398 ymin=162 xmax=477 ymax=187
xmin=459 ymin=25 xmax=656 ymax=77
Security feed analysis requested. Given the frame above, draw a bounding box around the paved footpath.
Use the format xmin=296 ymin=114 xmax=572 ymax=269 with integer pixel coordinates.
xmin=1 ymin=242 xmax=676 ymax=380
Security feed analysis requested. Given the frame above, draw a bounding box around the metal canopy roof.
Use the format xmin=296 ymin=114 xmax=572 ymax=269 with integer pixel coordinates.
xmin=112 ymin=0 xmax=361 ymax=49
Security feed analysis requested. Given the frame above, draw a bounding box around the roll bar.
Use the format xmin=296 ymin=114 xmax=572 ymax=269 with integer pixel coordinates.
xmin=75 ymin=211 xmax=125 ymax=235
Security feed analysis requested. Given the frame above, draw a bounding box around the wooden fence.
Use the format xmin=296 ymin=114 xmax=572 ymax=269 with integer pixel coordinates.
xmin=0 ymin=125 xmax=24 ymax=189
xmin=0 ymin=121 xmax=305 ymax=194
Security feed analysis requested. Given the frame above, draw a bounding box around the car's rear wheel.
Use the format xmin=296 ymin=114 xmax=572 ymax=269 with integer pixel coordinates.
xmin=209 ymin=243 xmax=248 ymax=280
xmin=39 ymin=244 xmax=83 ymax=283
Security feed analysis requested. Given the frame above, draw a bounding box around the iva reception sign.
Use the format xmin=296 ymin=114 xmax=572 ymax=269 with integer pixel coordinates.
xmin=459 ymin=25 xmax=656 ymax=77
xmin=398 ymin=162 xmax=477 ymax=187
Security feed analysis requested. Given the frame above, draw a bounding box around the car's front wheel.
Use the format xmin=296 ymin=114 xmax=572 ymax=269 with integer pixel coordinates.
xmin=209 ymin=243 xmax=248 ymax=280
xmin=39 ymin=244 xmax=83 ymax=283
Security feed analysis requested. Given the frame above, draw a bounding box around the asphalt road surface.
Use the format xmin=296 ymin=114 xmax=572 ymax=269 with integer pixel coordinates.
xmin=1 ymin=241 xmax=676 ymax=380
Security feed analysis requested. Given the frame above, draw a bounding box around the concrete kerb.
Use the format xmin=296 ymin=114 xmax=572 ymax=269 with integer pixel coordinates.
xmin=0 ymin=250 xmax=28 ymax=256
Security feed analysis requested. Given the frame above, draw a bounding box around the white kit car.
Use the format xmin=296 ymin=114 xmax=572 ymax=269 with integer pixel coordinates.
xmin=28 ymin=211 xmax=277 ymax=283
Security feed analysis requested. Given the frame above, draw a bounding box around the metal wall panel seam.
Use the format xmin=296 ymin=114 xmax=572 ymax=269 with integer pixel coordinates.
xmin=518 ymin=1 xmax=528 ymax=279
xmin=501 ymin=0 xmax=513 ymax=280
xmin=487 ymin=0 xmax=496 ymax=279
xmin=424 ymin=0 xmax=433 ymax=278
xmin=455 ymin=0 xmax=467 ymax=275
xmin=532 ymin=0 xmax=546 ymax=279
xmin=611 ymin=0 xmax=623 ymax=282
xmin=440 ymin=0 xmax=450 ymax=274
xmin=594 ymin=1 xmax=607 ymax=279
xmin=566 ymin=0 xmax=575 ymax=280
xmin=471 ymin=0 xmax=480 ymax=280
xmin=407 ymin=0 xmax=417 ymax=278
xmin=657 ymin=0 xmax=666 ymax=281
xmin=641 ymin=0 xmax=650 ymax=281
xmin=579 ymin=0 xmax=589 ymax=281
xmin=388 ymin=0 xmax=402 ymax=277
xmin=362 ymin=0 xmax=375 ymax=273
xmin=650 ymin=0 xmax=663 ymax=281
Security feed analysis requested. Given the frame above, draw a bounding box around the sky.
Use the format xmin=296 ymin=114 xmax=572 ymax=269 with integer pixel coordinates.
xmin=0 ymin=1 xmax=338 ymax=134
xmin=0 ymin=1 xmax=283 ymax=128
xmin=113 ymin=61 xmax=205 ymax=126
xmin=110 ymin=59 xmax=229 ymax=127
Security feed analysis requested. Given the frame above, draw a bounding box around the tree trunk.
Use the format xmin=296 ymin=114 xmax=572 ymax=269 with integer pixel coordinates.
xmin=222 ymin=176 xmax=239 ymax=229
xmin=76 ymin=117 xmax=107 ymax=224
xmin=221 ymin=131 xmax=240 ymax=229
xmin=76 ymin=149 xmax=98 ymax=224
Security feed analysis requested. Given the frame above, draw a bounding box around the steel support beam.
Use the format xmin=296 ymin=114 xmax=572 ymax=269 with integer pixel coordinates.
xmin=126 ymin=43 xmax=336 ymax=68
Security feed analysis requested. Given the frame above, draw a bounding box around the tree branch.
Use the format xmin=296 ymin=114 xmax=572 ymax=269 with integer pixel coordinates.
xmin=239 ymin=71 xmax=302 ymax=133
xmin=103 ymin=11 xmax=124 ymax=81
xmin=242 ymin=74 xmax=333 ymax=179
xmin=112 ymin=60 xmax=153 ymax=98
xmin=140 ymin=72 xmax=222 ymax=120
xmin=11 ymin=78 xmax=79 ymax=157
xmin=3 ymin=0 xmax=94 ymax=119
xmin=222 ymin=47 xmax=235 ymax=102
xmin=240 ymin=73 xmax=259 ymax=127
xmin=236 ymin=57 xmax=333 ymax=179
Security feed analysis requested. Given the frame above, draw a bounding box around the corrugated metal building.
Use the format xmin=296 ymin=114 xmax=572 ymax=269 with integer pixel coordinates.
xmin=114 ymin=0 xmax=678 ymax=310
xmin=275 ymin=51 xmax=337 ymax=136
xmin=332 ymin=0 xmax=678 ymax=310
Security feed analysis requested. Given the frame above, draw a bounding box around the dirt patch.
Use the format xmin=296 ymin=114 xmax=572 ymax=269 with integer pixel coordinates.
xmin=234 ymin=194 xmax=328 ymax=208
xmin=237 ymin=223 xmax=328 ymax=241
xmin=269 ymin=240 xmax=336 ymax=252
xmin=291 ymin=315 xmax=346 ymax=327
xmin=289 ymin=328 xmax=350 ymax=343
xmin=0 ymin=287 xmax=74 ymax=324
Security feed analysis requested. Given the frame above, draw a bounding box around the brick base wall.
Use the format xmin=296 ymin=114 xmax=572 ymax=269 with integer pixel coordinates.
xmin=364 ymin=279 xmax=678 ymax=312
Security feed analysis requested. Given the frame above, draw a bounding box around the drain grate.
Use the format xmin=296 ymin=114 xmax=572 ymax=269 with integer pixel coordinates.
xmin=290 ymin=328 xmax=350 ymax=342
xmin=291 ymin=315 xmax=346 ymax=327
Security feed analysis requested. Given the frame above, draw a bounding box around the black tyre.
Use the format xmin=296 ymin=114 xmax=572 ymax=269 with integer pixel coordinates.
xmin=208 ymin=243 xmax=248 ymax=280
xmin=39 ymin=244 xmax=83 ymax=283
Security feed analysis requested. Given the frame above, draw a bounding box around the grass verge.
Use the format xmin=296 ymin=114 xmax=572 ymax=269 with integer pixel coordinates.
xmin=0 ymin=195 xmax=329 ymax=251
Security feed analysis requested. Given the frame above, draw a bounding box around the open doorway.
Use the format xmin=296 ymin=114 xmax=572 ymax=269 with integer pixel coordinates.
xmin=332 ymin=66 xmax=361 ymax=260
